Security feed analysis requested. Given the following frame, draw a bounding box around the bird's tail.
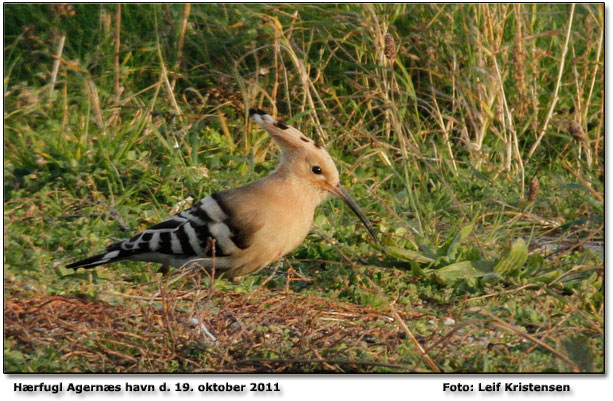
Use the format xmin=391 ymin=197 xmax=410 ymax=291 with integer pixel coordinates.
xmin=66 ymin=249 xmax=129 ymax=270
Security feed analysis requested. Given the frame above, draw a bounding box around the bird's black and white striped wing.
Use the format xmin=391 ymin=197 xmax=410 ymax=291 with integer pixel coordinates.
xmin=67 ymin=193 xmax=261 ymax=270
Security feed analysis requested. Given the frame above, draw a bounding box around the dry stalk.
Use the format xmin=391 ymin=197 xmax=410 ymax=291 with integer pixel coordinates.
xmin=267 ymin=15 xmax=327 ymax=142
xmin=429 ymin=79 xmax=458 ymax=175
xmin=359 ymin=272 xmax=441 ymax=372
xmin=521 ymin=307 xmax=574 ymax=357
xmin=311 ymin=233 xmax=437 ymax=372
xmin=157 ymin=44 xmax=182 ymax=118
xmin=119 ymin=81 xmax=163 ymax=106
xmin=84 ymin=79 xmax=104 ymax=129
xmin=526 ymin=4 xmax=575 ymax=160
xmin=114 ymin=5 xmax=121 ymax=98
xmin=513 ymin=4 xmax=528 ymax=119
xmin=560 ymin=160 xmax=603 ymax=202
xmin=271 ymin=17 xmax=280 ymax=116
xmin=234 ymin=357 xmax=412 ymax=372
xmin=51 ymin=53 xmax=105 ymax=129
xmin=472 ymin=308 xmax=581 ymax=372
xmin=216 ymin=110 xmax=235 ymax=149
xmin=156 ymin=273 xmax=177 ymax=353
xmin=584 ymin=16 xmax=603 ymax=166
xmin=171 ymin=4 xmax=191 ymax=91
xmin=47 ymin=34 xmax=65 ymax=101
xmin=492 ymin=50 xmax=525 ymax=197
xmin=584 ymin=9 xmax=604 ymax=124
xmin=61 ymin=69 xmax=68 ymax=128
xmin=427 ymin=320 xmax=477 ymax=360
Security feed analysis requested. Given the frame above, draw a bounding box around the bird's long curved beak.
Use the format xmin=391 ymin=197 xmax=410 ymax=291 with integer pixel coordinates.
xmin=327 ymin=184 xmax=379 ymax=244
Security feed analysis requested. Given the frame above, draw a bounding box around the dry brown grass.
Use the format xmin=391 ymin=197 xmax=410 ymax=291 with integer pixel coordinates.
xmin=5 ymin=283 xmax=425 ymax=373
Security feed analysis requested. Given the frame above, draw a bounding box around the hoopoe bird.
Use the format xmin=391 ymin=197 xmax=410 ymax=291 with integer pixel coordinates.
xmin=67 ymin=109 xmax=378 ymax=278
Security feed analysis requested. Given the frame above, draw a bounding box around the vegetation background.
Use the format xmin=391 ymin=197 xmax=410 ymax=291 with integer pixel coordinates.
xmin=4 ymin=4 xmax=603 ymax=373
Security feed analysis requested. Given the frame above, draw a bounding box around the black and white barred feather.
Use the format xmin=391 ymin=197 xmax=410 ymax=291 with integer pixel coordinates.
xmin=66 ymin=192 xmax=254 ymax=271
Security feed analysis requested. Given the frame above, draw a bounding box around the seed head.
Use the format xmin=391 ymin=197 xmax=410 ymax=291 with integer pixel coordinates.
xmin=384 ymin=33 xmax=396 ymax=60
xmin=528 ymin=176 xmax=539 ymax=202
xmin=568 ymin=120 xmax=586 ymax=143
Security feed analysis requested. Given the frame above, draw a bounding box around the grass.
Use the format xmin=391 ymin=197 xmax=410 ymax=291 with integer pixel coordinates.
xmin=3 ymin=4 xmax=603 ymax=373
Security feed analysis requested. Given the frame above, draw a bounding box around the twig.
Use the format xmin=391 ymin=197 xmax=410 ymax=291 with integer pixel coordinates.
xmin=283 ymin=242 xmax=435 ymax=371
xmin=465 ymin=284 xmax=540 ymax=302
xmin=547 ymin=225 xmax=603 ymax=261
xmin=473 ymin=307 xmax=581 ymax=372
xmin=358 ymin=272 xmax=441 ymax=372
xmin=521 ymin=308 xmax=575 ymax=358
xmin=560 ymin=160 xmax=603 ymax=202
xmin=233 ymin=357 xmax=414 ymax=372
xmin=94 ymin=340 xmax=138 ymax=363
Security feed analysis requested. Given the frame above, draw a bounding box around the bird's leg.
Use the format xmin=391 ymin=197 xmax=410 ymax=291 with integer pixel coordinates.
xmin=207 ymin=238 xmax=216 ymax=289
xmin=257 ymin=260 xmax=282 ymax=289
xmin=284 ymin=257 xmax=294 ymax=294
xmin=282 ymin=258 xmax=313 ymax=293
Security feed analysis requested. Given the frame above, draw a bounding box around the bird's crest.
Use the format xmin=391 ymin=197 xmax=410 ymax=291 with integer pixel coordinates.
xmin=249 ymin=108 xmax=322 ymax=152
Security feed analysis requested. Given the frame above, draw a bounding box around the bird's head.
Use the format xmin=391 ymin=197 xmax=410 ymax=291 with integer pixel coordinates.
xmin=249 ymin=108 xmax=378 ymax=243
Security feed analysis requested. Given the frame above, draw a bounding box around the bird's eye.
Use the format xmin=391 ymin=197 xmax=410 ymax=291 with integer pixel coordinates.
xmin=311 ymin=166 xmax=322 ymax=175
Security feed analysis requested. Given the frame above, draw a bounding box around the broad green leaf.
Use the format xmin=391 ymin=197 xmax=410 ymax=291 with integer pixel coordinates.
xmin=435 ymin=260 xmax=486 ymax=284
xmin=494 ymin=238 xmax=529 ymax=276
xmin=385 ymin=246 xmax=436 ymax=264
xmin=417 ymin=240 xmax=439 ymax=259
xmin=532 ymin=270 xmax=562 ymax=284
xmin=410 ymin=260 xmax=428 ymax=279
xmin=481 ymin=272 xmax=503 ymax=285
xmin=447 ymin=224 xmax=473 ymax=260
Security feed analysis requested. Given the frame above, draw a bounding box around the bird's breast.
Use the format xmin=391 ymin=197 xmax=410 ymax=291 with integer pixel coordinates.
xmin=223 ymin=179 xmax=320 ymax=277
xmin=254 ymin=193 xmax=316 ymax=257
